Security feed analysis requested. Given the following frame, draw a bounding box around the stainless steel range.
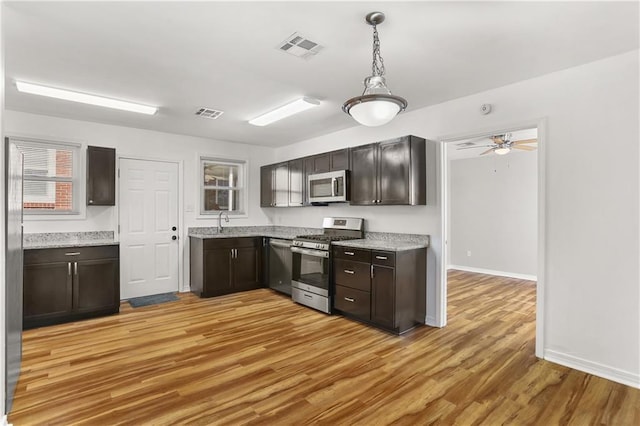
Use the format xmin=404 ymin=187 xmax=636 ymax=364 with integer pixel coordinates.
xmin=291 ymin=217 xmax=364 ymax=313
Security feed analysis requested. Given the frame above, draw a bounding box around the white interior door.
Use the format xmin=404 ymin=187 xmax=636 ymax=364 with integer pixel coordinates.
xmin=119 ymin=158 xmax=179 ymax=299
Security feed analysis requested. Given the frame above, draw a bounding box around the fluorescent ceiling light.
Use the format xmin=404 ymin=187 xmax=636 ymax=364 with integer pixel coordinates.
xmin=249 ymin=97 xmax=320 ymax=126
xmin=15 ymin=81 xmax=158 ymax=115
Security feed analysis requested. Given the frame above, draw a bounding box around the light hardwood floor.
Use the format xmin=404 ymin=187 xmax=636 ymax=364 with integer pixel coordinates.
xmin=9 ymin=271 xmax=640 ymax=425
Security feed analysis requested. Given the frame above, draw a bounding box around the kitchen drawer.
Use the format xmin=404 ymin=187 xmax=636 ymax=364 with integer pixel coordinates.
xmin=333 ymin=246 xmax=370 ymax=262
xmin=203 ymin=237 xmax=259 ymax=250
xmin=335 ymin=285 xmax=370 ymax=320
xmin=24 ymin=245 xmax=119 ymax=265
xmin=333 ymin=259 xmax=371 ymax=292
xmin=292 ymin=287 xmax=329 ymax=313
xmin=372 ymin=251 xmax=395 ymax=267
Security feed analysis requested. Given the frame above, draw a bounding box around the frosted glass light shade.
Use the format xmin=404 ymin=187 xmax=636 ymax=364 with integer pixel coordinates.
xmin=494 ymin=147 xmax=511 ymax=155
xmin=348 ymin=99 xmax=401 ymax=127
xmin=343 ymin=76 xmax=407 ymax=127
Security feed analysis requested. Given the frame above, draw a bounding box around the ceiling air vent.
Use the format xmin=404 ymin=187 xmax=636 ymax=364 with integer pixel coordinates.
xmin=195 ymin=107 xmax=224 ymax=120
xmin=456 ymin=141 xmax=477 ymax=147
xmin=277 ymin=32 xmax=323 ymax=60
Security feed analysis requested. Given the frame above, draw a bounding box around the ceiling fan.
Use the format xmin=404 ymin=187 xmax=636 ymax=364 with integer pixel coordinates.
xmin=457 ymin=133 xmax=537 ymax=156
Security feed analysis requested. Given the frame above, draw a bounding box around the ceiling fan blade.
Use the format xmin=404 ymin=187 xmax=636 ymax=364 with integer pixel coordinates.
xmin=479 ymin=148 xmax=495 ymax=156
xmin=456 ymin=144 xmax=495 ymax=150
xmin=512 ymin=145 xmax=537 ymax=151
xmin=513 ymin=138 xmax=537 ymax=145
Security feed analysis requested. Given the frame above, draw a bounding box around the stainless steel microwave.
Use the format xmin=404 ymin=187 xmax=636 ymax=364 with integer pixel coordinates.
xmin=308 ymin=170 xmax=349 ymax=203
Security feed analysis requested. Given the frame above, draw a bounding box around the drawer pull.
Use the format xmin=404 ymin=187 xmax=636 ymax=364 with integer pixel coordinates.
xmin=344 ymin=297 xmax=355 ymax=303
xmin=68 ymin=262 xmax=72 ymax=275
xmin=344 ymin=269 xmax=355 ymax=275
xmin=65 ymin=252 xmax=81 ymax=256
xmin=344 ymin=251 xmax=354 ymax=256
xmin=304 ymin=294 xmax=313 ymax=299
xmin=375 ymin=256 xmax=387 ymax=260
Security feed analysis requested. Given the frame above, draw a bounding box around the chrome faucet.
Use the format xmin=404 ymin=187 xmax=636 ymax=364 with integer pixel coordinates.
xmin=217 ymin=211 xmax=229 ymax=233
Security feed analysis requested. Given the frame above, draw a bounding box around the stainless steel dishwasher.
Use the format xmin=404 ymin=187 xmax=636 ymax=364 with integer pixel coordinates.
xmin=269 ymin=239 xmax=293 ymax=295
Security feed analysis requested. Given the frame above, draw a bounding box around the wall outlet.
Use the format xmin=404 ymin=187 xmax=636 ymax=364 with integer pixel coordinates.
xmin=467 ymin=250 xmax=472 ymax=257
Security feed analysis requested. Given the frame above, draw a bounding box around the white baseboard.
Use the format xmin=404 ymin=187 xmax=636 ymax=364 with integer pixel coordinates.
xmin=2 ymin=415 xmax=12 ymax=426
xmin=544 ymin=349 xmax=640 ymax=389
xmin=425 ymin=315 xmax=444 ymax=328
xmin=448 ymin=264 xmax=537 ymax=281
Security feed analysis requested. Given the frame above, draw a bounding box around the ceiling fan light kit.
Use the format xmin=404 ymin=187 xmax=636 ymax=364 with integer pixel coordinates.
xmin=342 ymin=11 xmax=407 ymax=127
xmin=456 ymin=133 xmax=538 ymax=156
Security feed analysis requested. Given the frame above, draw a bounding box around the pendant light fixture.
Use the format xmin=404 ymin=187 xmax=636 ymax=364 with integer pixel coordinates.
xmin=342 ymin=11 xmax=407 ymax=127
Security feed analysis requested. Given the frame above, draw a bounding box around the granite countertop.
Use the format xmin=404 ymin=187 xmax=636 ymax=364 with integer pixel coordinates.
xmin=188 ymin=226 xmax=321 ymax=240
xmin=24 ymin=231 xmax=118 ymax=250
xmin=331 ymin=239 xmax=429 ymax=252
xmin=189 ymin=226 xmax=430 ymax=252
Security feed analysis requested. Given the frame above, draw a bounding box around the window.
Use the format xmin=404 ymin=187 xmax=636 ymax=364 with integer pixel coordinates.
xmin=200 ymin=156 xmax=246 ymax=215
xmin=14 ymin=138 xmax=81 ymax=214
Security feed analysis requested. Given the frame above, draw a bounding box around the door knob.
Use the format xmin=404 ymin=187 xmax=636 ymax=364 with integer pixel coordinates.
xmin=172 ymin=236 xmax=177 ymax=240
xmin=172 ymin=226 xmax=177 ymax=231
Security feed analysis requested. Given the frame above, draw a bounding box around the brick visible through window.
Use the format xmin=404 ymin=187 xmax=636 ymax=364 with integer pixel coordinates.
xmin=13 ymin=139 xmax=79 ymax=214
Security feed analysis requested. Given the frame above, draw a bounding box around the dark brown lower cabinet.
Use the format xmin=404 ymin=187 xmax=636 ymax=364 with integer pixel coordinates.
xmin=333 ymin=246 xmax=426 ymax=334
xmin=190 ymin=237 xmax=262 ymax=297
xmin=23 ymin=245 xmax=120 ymax=329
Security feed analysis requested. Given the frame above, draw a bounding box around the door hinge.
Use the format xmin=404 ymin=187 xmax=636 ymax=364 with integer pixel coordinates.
xmin=118 ymin=225 xmax=120 ymax=234
xmin=117 ymin=168 xmax=120 ymax=178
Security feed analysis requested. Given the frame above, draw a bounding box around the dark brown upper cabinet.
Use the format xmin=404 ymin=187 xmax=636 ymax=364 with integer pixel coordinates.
xmin=310 ymin=149 xmax=350 ymax=174
xmin=350 ymin=136 xmax=426 ymax=206
xmin=86 ymin=146 xmax=116 ymax=206
xmin=260 ymin=162 xmax=289 ymax=207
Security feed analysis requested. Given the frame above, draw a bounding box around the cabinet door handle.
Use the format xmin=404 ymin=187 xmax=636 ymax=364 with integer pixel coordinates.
xmin=375 ymin=256 xmax=387 ymax=260
xmin=344 ymin=251 xmax=354 ymax=256
xmin=344 ymin=269 xmax=355 ymax=275
xmin=371 ymin=265 xmax=374 ymax=279
xmin=65 ymin=252 xmax=81 ymax=256
xmin=68 ymin=262 xmax=72 ymax=276
xmin=74 ymin=262 xmax=78 ymax=276
xmin=344 ymin=297 xmax=355 ymax=303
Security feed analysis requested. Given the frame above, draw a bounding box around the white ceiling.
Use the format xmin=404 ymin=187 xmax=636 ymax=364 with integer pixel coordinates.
xmin=4 ymin=1 xmax=638 ymax=147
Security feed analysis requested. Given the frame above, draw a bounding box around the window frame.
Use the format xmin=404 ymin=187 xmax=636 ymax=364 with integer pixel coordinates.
xmin=198 ymin=155 xmax=248 ymax=217
xmin=12 ymin=137 xmax=82 ymax=215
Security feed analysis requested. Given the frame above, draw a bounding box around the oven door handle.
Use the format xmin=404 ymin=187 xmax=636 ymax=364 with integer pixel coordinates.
xmin=290 ymin=246 xmax=329 ymax=258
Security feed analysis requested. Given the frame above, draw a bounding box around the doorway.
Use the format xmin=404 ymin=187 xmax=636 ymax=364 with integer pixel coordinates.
xmin=440 ymin=123 xmax=545 ymax=357
xmin=119 ymin=158 xmax=180 ymax=299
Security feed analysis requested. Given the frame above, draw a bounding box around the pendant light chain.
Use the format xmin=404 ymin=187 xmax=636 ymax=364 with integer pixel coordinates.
xmin=371 ymin=25 xmax=386 ymax=77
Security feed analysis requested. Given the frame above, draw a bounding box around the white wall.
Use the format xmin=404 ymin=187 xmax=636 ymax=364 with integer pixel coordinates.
xmin=1 ymin=1 xmax=6 ymax=419
xmin=272 ymin=50 xmax=640 ymax=386
xmin=4 ymin=111 xmax=276 ymax=288
xmin=449 ymin=151 xmax=537 ymax=278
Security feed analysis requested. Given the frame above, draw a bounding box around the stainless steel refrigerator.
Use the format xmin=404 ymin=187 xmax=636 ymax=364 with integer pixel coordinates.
xmin=5 ymin=137 xmax=23 ymax=413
